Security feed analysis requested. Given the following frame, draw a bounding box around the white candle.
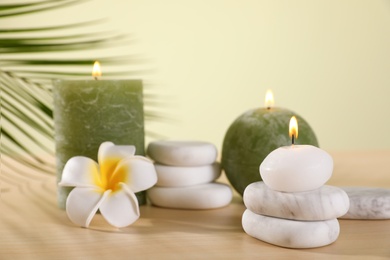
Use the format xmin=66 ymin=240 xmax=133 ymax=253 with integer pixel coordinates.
xmin=259 ymin=116 xmax=333 ymax=192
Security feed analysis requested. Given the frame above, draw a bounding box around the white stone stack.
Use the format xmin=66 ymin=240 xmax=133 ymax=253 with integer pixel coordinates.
xmin=242 ymin=154 xmax=350 ymax=248
xmin=146 ymin=140 xmax=233 ymax=209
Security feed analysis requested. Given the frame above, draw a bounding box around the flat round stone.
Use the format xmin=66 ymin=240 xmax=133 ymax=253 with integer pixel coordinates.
xmin=260 ymin=145 xmax=333 ymax=192
xmin=154 ymin=163 xmax=221 ymax=187
xmin=147 ymin=140 xmax=218 ymax=166
xmin=147 ymin=183 xmax=232 ymax=209
xmin=242 ymin=209 xmax=340 ymax=249
xmin=244 ymin=182 xmax=350 ymax=221
xmin=340 ymin=187 xmax=390 ymax=219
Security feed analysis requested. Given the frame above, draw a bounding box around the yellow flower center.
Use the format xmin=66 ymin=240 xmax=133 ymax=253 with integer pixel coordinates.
xmin=93 ymin=157 xmax=127 ymax=192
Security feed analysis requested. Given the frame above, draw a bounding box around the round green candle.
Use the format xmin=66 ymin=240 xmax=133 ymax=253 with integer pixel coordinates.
xmin=221 ymin=107 xmax=318 ymax=196
xmin=53 ymin=79 xmax=145 ymax=209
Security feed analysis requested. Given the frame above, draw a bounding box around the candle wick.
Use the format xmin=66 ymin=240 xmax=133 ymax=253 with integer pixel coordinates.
xmin=94 ymin=77 xmax=98 ymax=81
xmin=292 ymin=134 xmax=295 ymax=145
xmin=267 ymin=106 xmax=270 ymax=110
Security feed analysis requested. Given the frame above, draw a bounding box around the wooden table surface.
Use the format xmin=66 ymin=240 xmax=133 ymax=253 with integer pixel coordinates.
xmin=1 ymin=151 xmax=390 ymax=260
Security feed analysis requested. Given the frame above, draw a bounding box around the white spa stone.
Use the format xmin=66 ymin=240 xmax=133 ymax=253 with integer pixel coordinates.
xmin=154 ymin=163 xmax=221 ymax=187
xmin=260 ymin=145 xmax=333 ymax=192
xmin=340 ymin=187 xmax=390 ymax=219
xmin=242 ymin=209 xmax=340 ymax=249
xmin=147 ymin=140 xmax=217 ymax=166
xmin=147 ymin=183 xmax=232 ymax=209
xmin=243 ymin=182 xmax=350 ymax=221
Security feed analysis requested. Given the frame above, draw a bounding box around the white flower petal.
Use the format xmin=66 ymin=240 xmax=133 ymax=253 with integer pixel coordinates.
xmin=59 ymin=156 xmax=99 ymax=187
xmin=98 ymin=142 xmax=115 ymax=164
xmin=66 ymin=187 xmax=111 ymax=227
xmin=98 ymin=141 xmax=136 ymax=165
xmin=114 ymin=156 xmax=157 ymax=193
xmin=99 ymin=183 xmax=140 ymax=228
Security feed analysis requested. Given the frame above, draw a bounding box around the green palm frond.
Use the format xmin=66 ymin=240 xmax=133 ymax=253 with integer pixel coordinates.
xmin=0 ymin=0 xmax=156 ymax=175
xmin=0 ymin=0 xmax=87 ymax=18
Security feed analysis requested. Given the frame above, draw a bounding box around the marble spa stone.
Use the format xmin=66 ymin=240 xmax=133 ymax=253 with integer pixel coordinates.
xmin=147 ymin=140 xmax=217 ymax=166
xmin=242 ymin=209 xmax=340 ymax=249
xmin=147 ymin=183 xmax=232 ymax=209
xmin=154 ymin=163 xmax=221 ymax=187
xmin=339 ymin=187 xmax=390 ymax=219
xmin=243 ymin=182 xmax=350 ymax=221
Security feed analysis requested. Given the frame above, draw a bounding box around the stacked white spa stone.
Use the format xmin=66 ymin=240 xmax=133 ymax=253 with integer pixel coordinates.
xmin=146 ymin=141 xmax=233 ymax=209
xmin=242 ymin=148 xmax=350 ymax=249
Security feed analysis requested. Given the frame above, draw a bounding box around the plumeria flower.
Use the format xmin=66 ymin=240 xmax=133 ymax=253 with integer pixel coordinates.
xmin=59 ymin=142 xmax=157 ymax=228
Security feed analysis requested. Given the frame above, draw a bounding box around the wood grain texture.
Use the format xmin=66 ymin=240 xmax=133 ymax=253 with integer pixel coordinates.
xmin=1 ymin=151 xmax=389 ymax=259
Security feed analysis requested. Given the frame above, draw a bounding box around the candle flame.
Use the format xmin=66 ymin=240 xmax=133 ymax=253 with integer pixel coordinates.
xmin=265 ymin=90 xmax=274 ymax=109
xmin=289 ymin=116 xmax=298 ymax=143
xmin=92 ymin=61 xmax=102 ymax=79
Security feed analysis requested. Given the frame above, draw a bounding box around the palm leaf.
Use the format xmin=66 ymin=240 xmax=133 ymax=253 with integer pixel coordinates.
xmin=0 ymin=0 xmax=85 ymax=18
xmin=0 ymin=0 xmax=158 ymax=176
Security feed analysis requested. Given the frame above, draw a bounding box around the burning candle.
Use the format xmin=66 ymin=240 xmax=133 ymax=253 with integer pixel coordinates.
xmin=221 ymin=90 xmax=319 ymax=196
xmin=259 ymin=116 xmax=333 ymax=192
xmin=53 ymin=61 xmax=145 ymax=209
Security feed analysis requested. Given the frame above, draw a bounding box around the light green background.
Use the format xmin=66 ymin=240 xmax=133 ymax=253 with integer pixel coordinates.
xmin=15 ymin=0 xmax=390 ymax=151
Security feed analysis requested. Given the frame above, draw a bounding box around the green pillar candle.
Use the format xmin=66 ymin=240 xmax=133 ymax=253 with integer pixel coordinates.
xmin=221 ymin=106 xmax=318 ymax=197
xmin=53 ymin=79 xmax=146 ymax=209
